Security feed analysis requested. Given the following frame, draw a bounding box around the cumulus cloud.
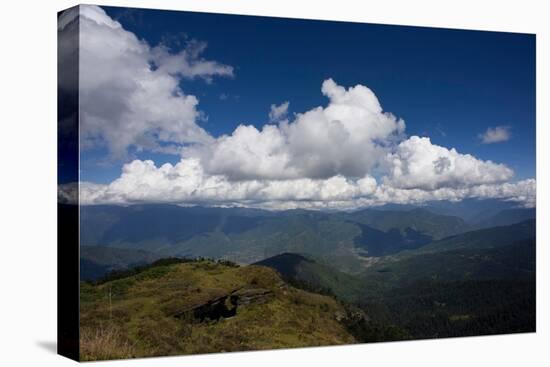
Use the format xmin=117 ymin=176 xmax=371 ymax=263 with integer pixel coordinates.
xmin=185 ymin=79 xmax=406 ymax=181
xmin=269 ymin=102 xmax=290 ymax=122
xmin=61 ymin=158 xmax=534 ymax=209
xmin=151 ymin=40 xmax=234 ymax=82
xmin=479 ymin=126 xmax=511 ymax=144
xmin=72 ymin=158 xmax=378 ymax=208
xmin=68 ymin=74 xmax=534 ymax=208
xmin=58 ymin=5 xmax=233 ymax=158
xmin=371 ymin=179 xmax=536 ymax=209
xmin=385 ymin=136 xmax=514 ymax=190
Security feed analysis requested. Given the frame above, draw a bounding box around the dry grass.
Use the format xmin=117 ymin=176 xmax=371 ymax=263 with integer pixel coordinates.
xmin=80 ymin=324 xmax=136 ymax=361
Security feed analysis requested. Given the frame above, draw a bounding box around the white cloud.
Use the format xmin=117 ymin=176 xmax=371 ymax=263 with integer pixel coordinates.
xmin=385 ymin=136 xmax=514 ymax=190
xmin=58 ymin=5 xmax=233 ymax=158
xmin=151 ymin=41 xmax=234 ymax=82
xmin=185 ymin=79 xmax=406 ymax=180
xmin=64 ymin=157 xmax=534 ymax=209
xmin=66 ymin=74 xmax=534 ymax=208
xmin=58 ymin=182 xmax=78 ymax=204
xmin=479 ymin=126 xmax=511 ymax=144
xmin=269 ymin=102 xmax=289 ymax=122
xmin=72 ymin=158 xmax=378 ymax=208
xmin=371 ymin=179 xmax=536 ymax=208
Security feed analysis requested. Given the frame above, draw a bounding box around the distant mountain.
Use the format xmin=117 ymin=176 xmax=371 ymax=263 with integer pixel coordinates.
xmin=80 ymin=205 xmax=270 ymax=252
xmin=344 ymin=208 xmax=468 ymax=256
xmin=80 ymin=204 xmax=477 ymax=272
xmin=413 ymin=219 xmax=535 ymax=254
xmin=254 ymin=253 xmax=363 ymax=301
xmin=254 ymin=253 xmax=311 ymax=279
xmin=80 ymin=245 xmax=162 ymax=281
xmin=421 ymin=199 xmax=522 ymax=223
xmin=345 ymin=208 xmax=468 ymax=240
xmin=476 ymin=208 xmax=535 ymax=229
xmin=370 ymin=199 xmax=523 ymax=223
xmin=352 ymin=223 xmax=432 ymax=256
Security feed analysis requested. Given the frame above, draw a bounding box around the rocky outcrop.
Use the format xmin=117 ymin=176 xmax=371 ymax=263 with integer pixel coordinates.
xmin=232 ymin=288 xmax=273 ymax=306
xmin=336 ymin=305 xmax=370 ymax=323
xmin=173 ymin=288 xmax=273 ymax=322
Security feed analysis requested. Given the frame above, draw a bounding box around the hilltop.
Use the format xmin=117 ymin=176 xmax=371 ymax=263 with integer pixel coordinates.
xmin=79 ymin=258 xmax=359 ymax=360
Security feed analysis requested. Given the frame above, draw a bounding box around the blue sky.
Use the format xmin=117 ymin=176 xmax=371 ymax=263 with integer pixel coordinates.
xmin=61 ymin=5 xmax=535 ymax=209
xmin=82 ymin=5 xmax=536 ymax=184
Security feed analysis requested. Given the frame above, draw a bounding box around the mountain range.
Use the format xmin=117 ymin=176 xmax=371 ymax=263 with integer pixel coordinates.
xmin=79 ymin=201 xmax=534 ymax=277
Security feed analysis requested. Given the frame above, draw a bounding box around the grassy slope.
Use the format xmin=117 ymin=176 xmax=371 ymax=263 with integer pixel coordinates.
xmin=80 ymin=260 xmax=355 ymax=361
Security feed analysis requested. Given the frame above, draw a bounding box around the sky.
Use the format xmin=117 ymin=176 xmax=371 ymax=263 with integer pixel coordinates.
xmin=58 ymin=5 xmax=536 ymax=210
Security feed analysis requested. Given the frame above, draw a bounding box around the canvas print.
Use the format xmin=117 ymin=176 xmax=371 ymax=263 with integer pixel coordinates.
xmin=57 ymin=4 xmax=536 ymax=361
